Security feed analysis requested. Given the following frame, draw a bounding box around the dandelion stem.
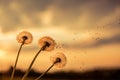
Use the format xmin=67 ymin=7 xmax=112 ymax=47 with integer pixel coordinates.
xmin=10 ymin=40 xmax=25 ymax=80
xmin=21 ymin=45 xmax=47 ymax=80
xmin=35 ymin=63 xmax=55 ymax=80
xmin=35 ymin=58 xmax=60 ymax=80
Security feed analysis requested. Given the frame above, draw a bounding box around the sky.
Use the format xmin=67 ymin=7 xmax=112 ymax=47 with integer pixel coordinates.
xmin=0 ymin=0 xmax=120 ymax=73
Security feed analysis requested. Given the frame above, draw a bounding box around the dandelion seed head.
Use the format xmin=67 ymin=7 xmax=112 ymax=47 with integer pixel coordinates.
xmin=38 ymin=36 xmax=56 ymax=51
xmin=16 ymin=31 xmax=33 ymax=44
xmin=50 ymin=52 xmax=67 ymax=68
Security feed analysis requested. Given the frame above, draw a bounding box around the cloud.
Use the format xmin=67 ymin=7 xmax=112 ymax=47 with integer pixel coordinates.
xmin=0 ymin=0 xmax=120 ymax=33
xmin=65 ymin=34 xmax=120 ymax=49
xmin=91 ymin=34 xmax=120 ymax=47
xmin=0 ymin=0 xmax=54 ymax=33
xmin=51 ymin=0 xmax=120 ymax=30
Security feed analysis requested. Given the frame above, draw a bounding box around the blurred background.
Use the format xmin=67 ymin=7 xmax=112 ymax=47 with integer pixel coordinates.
xmin=0 ymin=0 xmax=120 ymax=79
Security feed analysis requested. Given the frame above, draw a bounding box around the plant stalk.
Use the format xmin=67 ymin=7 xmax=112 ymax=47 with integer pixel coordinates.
xmin=35 ymin=63 xmax=55 ymax=80
xmin=21 ymin=45 xmax=47 ymax=80
xmin=10 ymin=40 xmax=25 ymax=80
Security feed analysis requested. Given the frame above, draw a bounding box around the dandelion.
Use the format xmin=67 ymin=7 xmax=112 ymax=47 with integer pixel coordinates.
xmin=35 ymin=52 xmax=67 ymax=80
xmin=10 ymin=31 xmax=33 ymax=80
xmin=38 ymin=36 xmax=56 ymax=51
xmin=16 ymin=31 xmax=33 ymax=44
xmin=22 ymin=36 xmax=56 ymax=80
xmin=50 ymin=52 xmax=67 ymax=68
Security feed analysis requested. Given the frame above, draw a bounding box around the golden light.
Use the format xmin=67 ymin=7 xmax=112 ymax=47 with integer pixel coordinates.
xmin=0 ymin=50 xmax=6 ymax=59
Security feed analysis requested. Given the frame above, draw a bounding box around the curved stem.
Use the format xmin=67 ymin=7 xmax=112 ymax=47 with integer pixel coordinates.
xmin=21 ymin=48 xmax=43 ymax=80
xmin=35 ymin=63 xmax=55 ymax=80
xmin=10 ymin=41 xmax=25 ymax=80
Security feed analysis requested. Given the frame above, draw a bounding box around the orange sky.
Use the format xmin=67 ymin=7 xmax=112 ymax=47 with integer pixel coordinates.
xmin=0 ymin=0 xmax=120 ymax=73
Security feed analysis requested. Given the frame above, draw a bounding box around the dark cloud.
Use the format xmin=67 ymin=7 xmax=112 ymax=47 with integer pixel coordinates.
xmin=66 ymin=34 xmax=120 ymax=49
xmin=91 ymin=34 xmax=120 ymax=47
xmin=0 ymin=0 xmax=54 ymax=33
xmin=16 ymin=0 xmax=54 ymax=13
xmin=0 ymin=0 xmax=119 ymax=33
xmin=0 ymin=9 xmax=20 ymax=32
xmin=0 ymin=0 xmax=11 ymax=5
xmin=52 ymin=0 xmax=120 ymax=25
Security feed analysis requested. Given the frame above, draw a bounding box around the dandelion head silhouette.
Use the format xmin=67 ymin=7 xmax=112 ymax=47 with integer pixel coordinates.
xmin=38 ymin=36 xmax=56 ymax=51
xmin=50 ymin=52 xmax=67 ymax=68
xmin=16 ymin=31 xmax=33 ymax=44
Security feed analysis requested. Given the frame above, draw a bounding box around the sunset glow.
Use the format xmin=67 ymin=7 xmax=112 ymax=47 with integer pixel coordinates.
xmin=0 ymin=50 xmax=6 ymax=58
xmin=0 ymin=0 xmax=120 ymax=74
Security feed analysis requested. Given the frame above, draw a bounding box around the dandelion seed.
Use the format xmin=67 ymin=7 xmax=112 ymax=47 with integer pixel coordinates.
xmin=38 ymin=36 xmax=56 ymax=51
xmin=16 ymin=31 xmax=33 ymax=44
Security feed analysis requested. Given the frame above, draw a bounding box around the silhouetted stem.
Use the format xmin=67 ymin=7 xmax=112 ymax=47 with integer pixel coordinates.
xmin=21 ymin=45 xmax=47 ymax=80
xmin=35 ymin=63 xmax=55 ymax=80
xmin=35 ymin=58 xmax=60 ymax=80
xmin=10 ymin=40 xmax=25 ymax=80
